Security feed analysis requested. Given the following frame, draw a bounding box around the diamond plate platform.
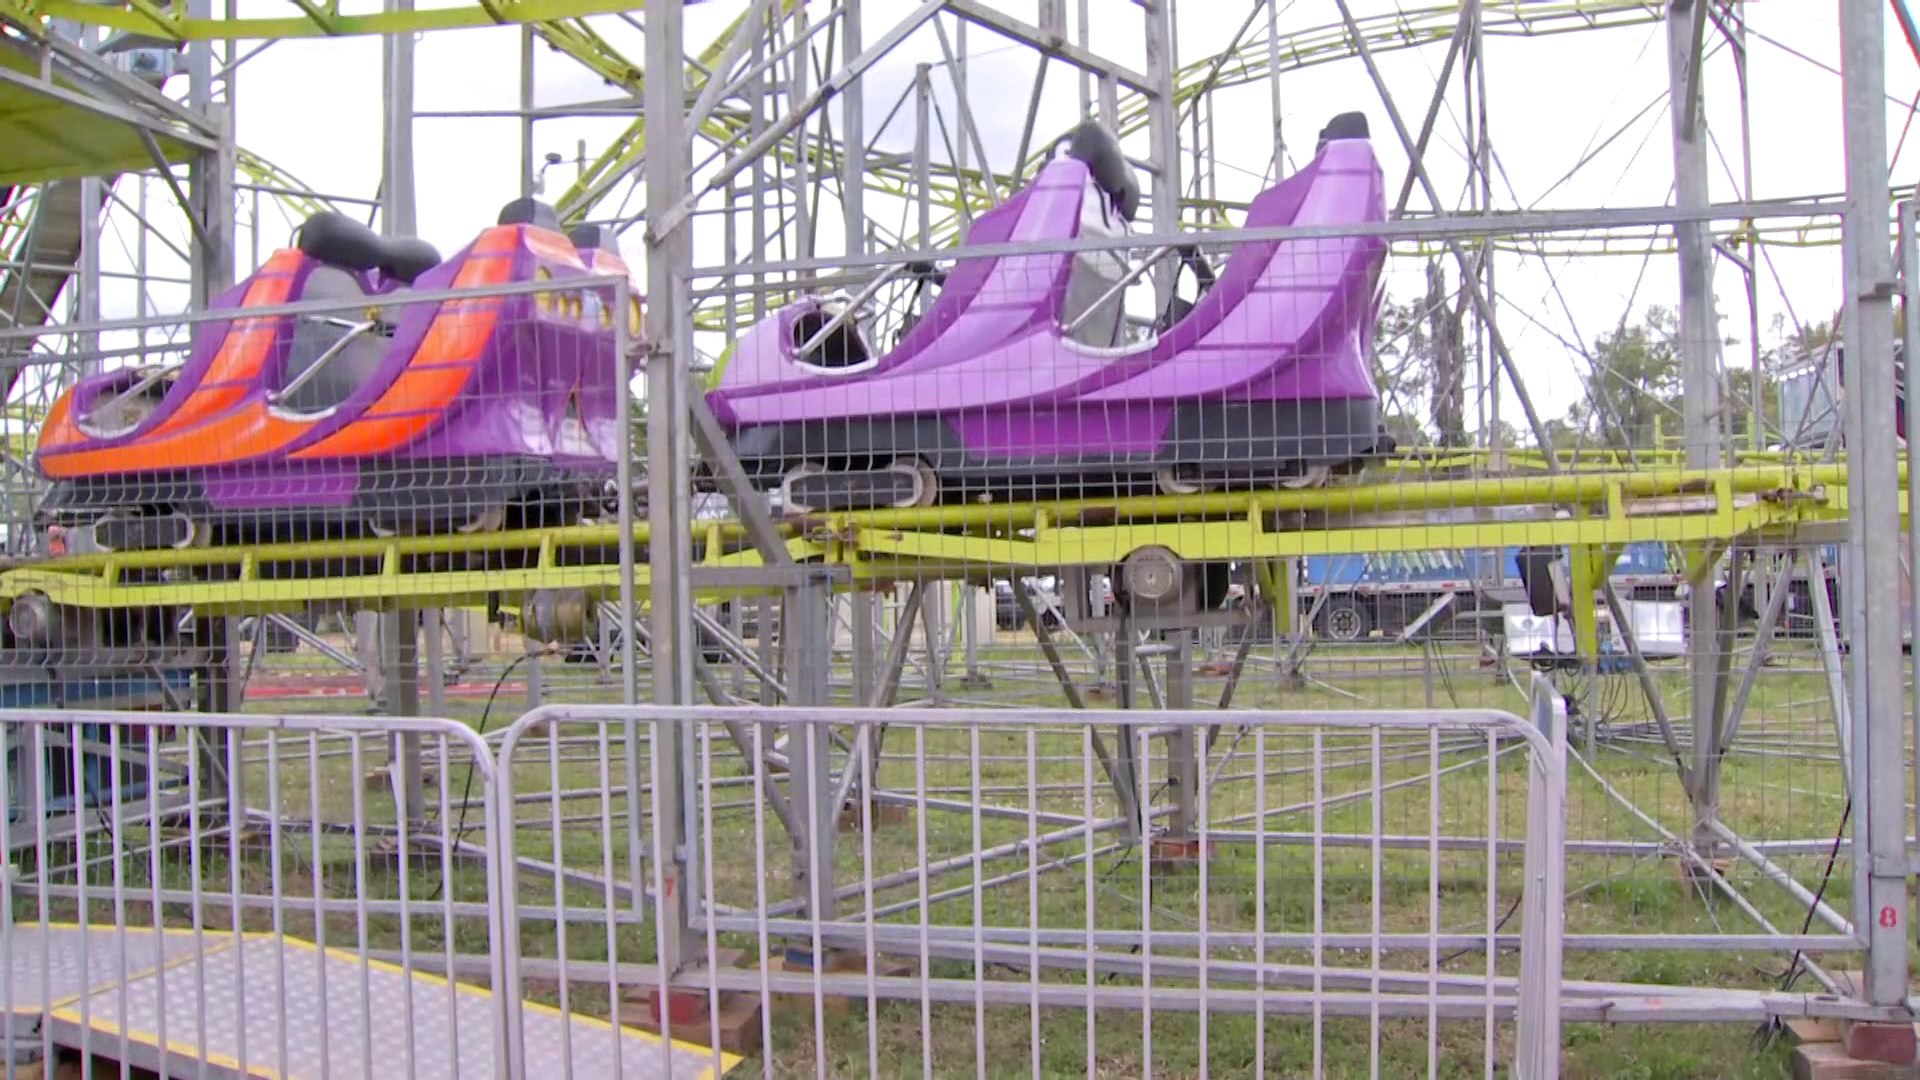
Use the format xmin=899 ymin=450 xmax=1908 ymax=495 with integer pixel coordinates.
xmin=1 ymin=922 xmax=206 ymax=1037
xmin=8 ymin=925 xmax=738 ymax=1079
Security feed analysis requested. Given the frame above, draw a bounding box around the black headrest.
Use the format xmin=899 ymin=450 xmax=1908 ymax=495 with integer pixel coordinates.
xmin=1060 ymin=121 xmax=1140 ymax=223
xmin=568 ymin=224 xmax=608 ymax=250
xmin=1315 ymin=112 xmax=1371 ymax=153
xmin=295 ymin=211 xmax=441 ymax=285
xmin=498 ymin=197 xmax=562 ymax=231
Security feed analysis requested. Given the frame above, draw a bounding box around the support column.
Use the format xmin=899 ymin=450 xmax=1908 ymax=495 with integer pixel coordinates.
xmin=959 ymin=583 xmax=987 ymax=688
xmin=381 ymin=0 xmax=416 ymax=236
xmin=1154 ymin=630 xmax=1206 ymax=865
xmin=185 ymin=0 xmax=232 ymax=311
xmin=1904 ymin=201 xmax=1920 ymax=994
xmin=1143 ymin=0 xmax=1178 ymax=304
xmin=784 ymin=572 xmax=836 ymax=944
xmin=424 ymin=610 xmax=446 ymax=715
xmin=1839 ymin=0 xmax=1915 ymax=1039
xmin=643 ymin=0 xmax=699 ymax=983
xmin=355 ymin=610 xmax=384 ymax=706
xmin=519 ymin=26 xmax=536 ymax=196
xmin=380 ymin=0 xmax=420 ymax=825
xmin=840 ymin=0 xmax=874 ymax=713
xmin=384 ymin=609 xmax=425 ymax=828
xmin=1668 ymin=0 xmax=1723 ymax=855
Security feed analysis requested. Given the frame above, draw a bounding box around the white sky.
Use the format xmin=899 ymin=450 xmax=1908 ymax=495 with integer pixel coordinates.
xmin=83 ymin=0 xmax=1920 ymax=438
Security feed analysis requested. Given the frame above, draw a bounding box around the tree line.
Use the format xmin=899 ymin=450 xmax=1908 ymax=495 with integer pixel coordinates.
xmin=1372 ymin=259 xmax=1848 ymax=454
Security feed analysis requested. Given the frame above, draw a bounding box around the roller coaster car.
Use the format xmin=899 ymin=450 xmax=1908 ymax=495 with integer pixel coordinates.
xmin=703 ymin=112 xmax=1395 ymax=512
xmin=33 ymin=199 xmax=644 ymax=550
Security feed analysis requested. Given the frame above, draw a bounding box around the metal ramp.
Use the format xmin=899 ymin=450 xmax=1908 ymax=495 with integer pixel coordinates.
xmin=5 ymin=924 xmax=739 ymax=1079
xmin=0 ymin=179 xmax=91 ymax=359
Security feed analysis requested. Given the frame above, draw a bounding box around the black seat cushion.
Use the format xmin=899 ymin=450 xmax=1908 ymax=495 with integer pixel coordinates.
xmin=497 ymin=197 xmax=562 ymax=231
xmin=1060 ymin=121 xmax=1140 ymax=222
xmin=296 ymin=211 xmax=441 ymax=284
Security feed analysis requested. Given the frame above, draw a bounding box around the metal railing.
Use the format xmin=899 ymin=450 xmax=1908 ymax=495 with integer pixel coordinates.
xmin=494 ymin=691 xmax=1569 ymax=1078
xmin=0 ymin=708 xmax=508 ymax=1080
xmin=0 ymin=687 xmax=1570 ymax=1077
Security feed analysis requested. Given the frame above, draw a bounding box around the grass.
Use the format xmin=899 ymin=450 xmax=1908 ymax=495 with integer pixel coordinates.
xmin=14 ymin=628 xmax=1881 ymax=1078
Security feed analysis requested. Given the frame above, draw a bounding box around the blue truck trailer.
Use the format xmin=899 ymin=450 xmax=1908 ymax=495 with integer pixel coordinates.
xmin=1298 ymin=542 xmax=1683 ymax=642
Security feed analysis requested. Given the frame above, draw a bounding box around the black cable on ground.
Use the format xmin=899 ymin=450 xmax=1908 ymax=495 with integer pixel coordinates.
xmin=424 ymin=650 xmax=536 ymax=903
xmin=1751 ymin=796 xmax=1851 ymax=1049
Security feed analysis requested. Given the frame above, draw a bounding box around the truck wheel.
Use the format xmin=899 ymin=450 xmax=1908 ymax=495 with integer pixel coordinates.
xmin=1317 ymin=596 xmax=1372 ymax=642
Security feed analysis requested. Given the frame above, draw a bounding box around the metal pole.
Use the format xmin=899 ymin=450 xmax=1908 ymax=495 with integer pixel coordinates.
xmin=186 ymin=0 xmax=231 ymax=310
xmin=519 ymin=26 xmax=536 ymax=196
xmin=1668 ymin=0 xmax=1723 ymax=854
xmin=380 ymin=0 xmax=422 ymax=827
xmin=382 ymin=0 xmax=417 ymax=236
xmin=1736 ymin=5 xmax=1764 ymax=452
xmin=915 ymin=62 xmax=932 ymax=247
xmin=1077 ymin=0 xmax=1091 ymax=117
xmin=644 ymin=0 xmax=698 ymax=981
xmin=385 ymin=609 xmax=424 ymax=827
xmin=1144 ymin=0 xmax=1178 ymax=307
xmin=785 ymin=572 xmax=836 ymax=926
xmin=1470 ymin=2 xmax=1498 ymax=466
xmin=750 ymin=18 xmax=768 ymax=321
xmin=1840 ymin=0 xmax=1914 ymax=1020
xmin=424 ymin=611 xmax=446 ymax=715
xmin=75 ymin=12 xmax=100 ymax=380
xmin=1264 ymin=0 xmax=1282 ymax=173
xmin=841 ymin=0 xmax=865 ymax=258
xmin=1165 ymin=631 xmax=1197 ymax=842
xmin=1906 ymin=201 xmax=1920 ymax=961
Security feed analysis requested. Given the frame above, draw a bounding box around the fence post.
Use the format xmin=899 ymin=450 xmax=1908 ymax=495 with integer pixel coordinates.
xmin=492 ymin=720 xmax=527 ymax=1080
xmin=1516 ymin=673 xmax=1567 ymax=1077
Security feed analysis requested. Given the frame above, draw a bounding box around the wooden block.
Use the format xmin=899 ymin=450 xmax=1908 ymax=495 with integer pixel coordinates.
xmin=836 ymin=799 xmax=912 ymax=832
xmin=1842 ymin=1021 xmax=1919 ymax=1067
xmin=620 ymin=949 xmax=764 ymax=1058
xmin=1793 ymin=1041 xmax=1920 ymax=1080
xmin=1789 ymin=1017 xmax=1845 ymax=1045
xmin=759 ymin=950 xmax=915 ymax=1014
xmin=1149 ymin=835 xmax=1216 ymax=870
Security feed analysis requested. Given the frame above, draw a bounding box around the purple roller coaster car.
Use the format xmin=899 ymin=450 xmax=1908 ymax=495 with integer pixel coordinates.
xmin=704 ymin=112 xmax=1394 ymax=511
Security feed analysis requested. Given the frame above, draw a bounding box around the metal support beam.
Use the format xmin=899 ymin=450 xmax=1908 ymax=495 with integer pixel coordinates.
xmin=1669 ymin=0 xmax=1724 ymax=853
xmin=1163 ymin=631 xmax=1197 ymax=839
xmin=1391 ymin=0 xmax=1476 ymax=217
xmin=684 ymin=0 xmax=779 ymax=141
xmin=381 ymin=0 xmax=417 ymax=237
xmin=1905 ymin=201 xmax=1920 ymax=951
xmin=643 ymin=0 xmax=698 ymax=983
xmin=943 ymin=0 xmax=1152 ymax=93
xmin=1330 ymin=0 xmax=1556 ymax=460
xmin=785 ymin=571 xmax=837 ymax=925
xmin=1839 ymin=0 xmax=1913 ymax=1015
xmin=649 ymin=0 xmax=951 ymax=241
xmin=1679 ymin=0 xmax=1710 ymax=143
xmin=383 ymin=609 xmax=424 ymax=828
xmin=1144 ymin=0 xmax=1178 ymax=300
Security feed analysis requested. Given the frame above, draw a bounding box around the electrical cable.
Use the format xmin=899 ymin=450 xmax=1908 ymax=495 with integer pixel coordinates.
xmin=424 ymin=649 xmax=539 ymax=903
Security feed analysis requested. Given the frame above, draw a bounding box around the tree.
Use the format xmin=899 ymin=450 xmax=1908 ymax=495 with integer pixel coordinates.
xmin=1422 ymin=260 xmax=1469 ymax=448
xmin=1370 ymin=258 xmax=1469 ymax=449
xmin=1569 ymin=306 xmax=1682 ymax=451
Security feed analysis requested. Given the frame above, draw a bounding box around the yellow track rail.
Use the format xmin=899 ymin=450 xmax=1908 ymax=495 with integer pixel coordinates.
xmin=0 ymin=459 xmax=1886 ymax=616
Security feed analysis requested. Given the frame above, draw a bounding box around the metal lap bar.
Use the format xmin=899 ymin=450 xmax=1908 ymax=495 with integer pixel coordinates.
xmin=265 ymin=318 xmax=378 ymax=405
xmin=1061 ymin=243 xmax=1174 ymax=336
xmin=797 ymin=263 xmax=905 ymax=357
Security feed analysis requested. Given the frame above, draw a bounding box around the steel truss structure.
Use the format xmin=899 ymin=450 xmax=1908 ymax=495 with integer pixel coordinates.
xmin=1 ymin=0 xmax=1919 ymax=1076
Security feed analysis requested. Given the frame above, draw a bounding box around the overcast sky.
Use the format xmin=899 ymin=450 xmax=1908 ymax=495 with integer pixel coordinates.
xmin=86 ymin=1 xmax=1920 ymax=437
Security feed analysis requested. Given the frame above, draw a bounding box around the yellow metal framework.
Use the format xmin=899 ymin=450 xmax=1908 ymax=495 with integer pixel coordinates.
xmin=0 ymin=460 xmax=1885 ymax=620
